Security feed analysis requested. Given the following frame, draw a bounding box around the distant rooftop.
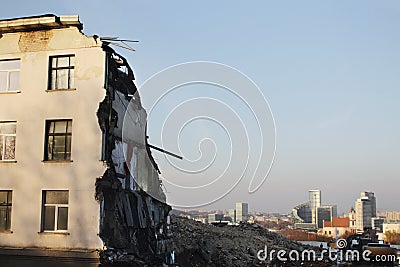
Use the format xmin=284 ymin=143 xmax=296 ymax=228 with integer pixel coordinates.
xmin=324 ymin=217 xmax=349 ymax=228
xmin=0 ymin=14 xmax=82 ymax=34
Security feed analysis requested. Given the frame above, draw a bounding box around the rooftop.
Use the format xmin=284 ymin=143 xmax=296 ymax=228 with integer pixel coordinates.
xmin=324 ymin=217 xmax=350 ymax=228
xmin=0 ymin=14 xmax=82 ymax=34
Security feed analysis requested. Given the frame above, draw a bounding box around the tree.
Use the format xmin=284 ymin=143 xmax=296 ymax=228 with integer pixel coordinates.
xmin=384 ymin=230 xmax=400 ymax=245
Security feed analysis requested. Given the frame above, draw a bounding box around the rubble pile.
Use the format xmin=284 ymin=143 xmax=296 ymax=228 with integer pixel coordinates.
xmin=171 ymin=216 xmax=332 ymax=267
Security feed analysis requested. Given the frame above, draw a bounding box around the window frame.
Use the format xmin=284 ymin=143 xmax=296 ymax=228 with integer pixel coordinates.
xmin=0 ymin=121 xmax=17 ymax=162
xmin=0 ymin=59 xmax=20 ymax=93
xmin=44 ymin=119 xmax=72 ymax=161
xmin=41 ymin=190 xmax=69 ymax=232
xmin=48 ymin=55 xmax=75 ymax=90
xmin=0 ymin=190 xmax=12 ymax=232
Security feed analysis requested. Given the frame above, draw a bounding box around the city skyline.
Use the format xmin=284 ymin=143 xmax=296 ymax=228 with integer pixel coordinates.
xmin=1 ymin=1 xmax=399 ymax=212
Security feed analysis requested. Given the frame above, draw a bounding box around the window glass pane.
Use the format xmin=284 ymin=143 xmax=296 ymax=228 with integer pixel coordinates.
xmin=0 ymin=138 xmax=3 ymax=160
xmin=0 ymin=60 xmax=20 ymax=70
xmin=69 ymin=56 xmax=75 ymax=67
xmin=9 ymin=72 xmax=19 ymax=91
xmin=57 ymin=57 xmax=70 ymax=68
xmin=7 ymin=192 xmax=11 ymax=203
xmin=45 ymin=191 xmax=68 ymax=204
xmin=0 ymin=191 xmax=8 ymax=204
xmin=0 ymin=72 xmax=7 ymax=91
xmin=54 ymin=121 xmax=67 ymax=133
xmin=66 ymin=135 xmax=71 ymax=157
xmin=69 ymin=69 xmax=74 ymax=88
xmin=53 ymin=136 xmax=66 ymax=160
xmin=50 ymin=70 xmax=57 ymax=90
xmin=0 ymin=206 xmax=8 ymax=231
xmin=48 ymin=121 xmax=55 ymax=134
xmin=4 ymin=136 xmax=15 ymax=160
xmin=66 ymin=121 xmax=72 ymax=133
xmin=43 ymin=206 xmax=55 ymax=231
xmin=47 ymin=135 xmax=54 ymax=160
xmin=57 ymin=207 xmax=68 ymax=230
xmin=0 ymin=122 xmax=16 ymax=134
xmin=52 ymin=57 xmax=58 ymax=68
xmin=6 ymin=207 xmax=11 ymax=230
xmin=56 ymin=69 xmax=68 ymax=89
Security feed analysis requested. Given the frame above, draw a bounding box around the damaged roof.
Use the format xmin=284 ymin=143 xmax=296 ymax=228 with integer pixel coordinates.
xmin=0 ymin=14 xmax=83 ymax=33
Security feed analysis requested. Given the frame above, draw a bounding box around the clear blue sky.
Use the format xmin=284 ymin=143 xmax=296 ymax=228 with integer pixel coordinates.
xmin=2 ymin=1 xmax=399 ymax=214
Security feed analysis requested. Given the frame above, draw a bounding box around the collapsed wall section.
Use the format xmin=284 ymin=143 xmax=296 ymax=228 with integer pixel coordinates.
xmin=95 ymin=44 xmax=173 ymax=265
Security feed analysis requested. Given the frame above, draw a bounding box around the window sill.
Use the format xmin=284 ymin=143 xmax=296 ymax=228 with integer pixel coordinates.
xmin=0 ymin=230 xmax=13 ymax=234
xmin=38 ymin=231 xmax=70 ymax=235
xmin=0 ymin=160 xmax=17 ymax=163
xmin=45 ymin=88 xmax=76 ymax=92
xmin=0 ymin=91 xmax=21 ymax=94
xmin=42 ymin=160 xmax=73 ymax=163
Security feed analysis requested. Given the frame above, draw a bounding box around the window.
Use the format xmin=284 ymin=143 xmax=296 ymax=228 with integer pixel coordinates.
xmin=0 ymin=191 xmax=12 ymax=231
xmin=44 ymin=120 xmax=72 ymax=161
xmin=49 ymin=55 xmax=75 ymax=90
xmin=41 ymin=190 xmax=68 ymax=231
xmin=0 ymin=122 xmax=16 ymax=161
xmin=0 ymin=59 xmax=20 ymax=92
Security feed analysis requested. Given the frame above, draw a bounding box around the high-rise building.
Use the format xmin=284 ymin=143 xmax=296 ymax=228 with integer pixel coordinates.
xmin=314 ymin=205 xmax=337 ymax=228
xmin=355 ymin=191 xmax=377 ymax=231
xmin=235 ymin=202 xmax=248 ymax=223
xmin=292 ymin=202 xmax=312 ymax=224
xmin=309 ymin=190 xmax=321 ymax=224
xmin=309 ymin=190 xmax=321 ymax=210
xmin=228 ymin=208 xmax=236 ymax=223
xmin=372 ymin=217 xmax=384 ymax=231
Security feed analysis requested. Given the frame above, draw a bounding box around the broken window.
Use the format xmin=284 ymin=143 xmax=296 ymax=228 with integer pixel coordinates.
xmin=44 ymin=120 xmax=72 ymax=161
xmin=48 ymin=55 xmax=75 ymax=90
xmin=0 ymin=190 xmax=12 ymax=231
xmin=0 ymin=121 xmax=16 ymax=161
xmin=0 ymin=59 xmax=20 ymax=92
xmin=41 ymin=190 xmax=69 ymax=231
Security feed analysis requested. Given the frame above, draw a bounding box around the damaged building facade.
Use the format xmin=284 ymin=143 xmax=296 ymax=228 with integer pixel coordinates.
xmin=0 ymin=14 xmax=172 ymax=265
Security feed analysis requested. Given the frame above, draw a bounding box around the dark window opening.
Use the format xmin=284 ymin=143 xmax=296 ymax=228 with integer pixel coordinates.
xmin=0 ymin=190 xmax=12 ymax=231
xmin=41 ymin=190 xmax=69 ymax=231
xmin=48 ymin=55 xmax=75 ymax=90
xmin=44 ymin=120 xmax=72 ymax=161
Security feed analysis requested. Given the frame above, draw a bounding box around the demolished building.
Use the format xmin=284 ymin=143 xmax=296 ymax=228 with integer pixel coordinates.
xmin=0 ymin=14 xmax=173 ymax=266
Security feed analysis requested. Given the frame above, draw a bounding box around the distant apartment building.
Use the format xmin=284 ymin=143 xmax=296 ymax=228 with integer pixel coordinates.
xmin=292 ymin=202 xmax=312 ymax=223
xmin=309 ymin=190 xmax=321 ymax=210
xmin=208 ymin=213 xmax=223 ymax=223
xmin=385 ymin=211 xmax=400 ymax=222
xmin=355 ymin=191 xmax=376 ymax=232
xmin=309 ymin=190 xmax=321 ymax=224
xmin=383 ymin=223 xmax=400 ymax=234
xmin=228 ymin=208 xmax=236 ymax=223
xmin=235 ymin=202 xmax=248 ymax=223
xmin=0 ymin=14 xmax=172 ymax=265
xmin=313 ymin=205 xmax=337 ymax=228
xmin=292 ymin=189 xmax=321 ymax=225
xmin=372 ymin=217 xmax=384 ymax=232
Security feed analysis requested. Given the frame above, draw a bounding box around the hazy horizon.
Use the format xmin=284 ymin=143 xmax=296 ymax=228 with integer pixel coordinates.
xmin=2 ymin=1 xmax=399 ymax=214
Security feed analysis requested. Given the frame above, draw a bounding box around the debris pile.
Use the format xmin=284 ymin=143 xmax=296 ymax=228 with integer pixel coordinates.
xmin=171 ymin=216 xmax=332 ymax=266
